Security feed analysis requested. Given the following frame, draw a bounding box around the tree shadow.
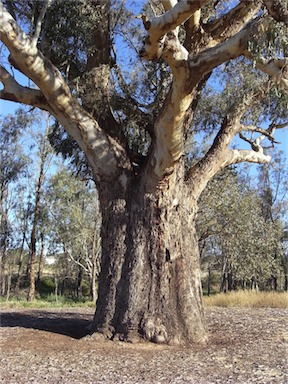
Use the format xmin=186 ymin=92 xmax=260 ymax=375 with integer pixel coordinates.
xmin=0 ymin=310 xmax=93 ymax=339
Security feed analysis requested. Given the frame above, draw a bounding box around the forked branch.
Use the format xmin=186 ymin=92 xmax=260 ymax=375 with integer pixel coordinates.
xmin=0 ymin=0 xmax=132 ymax=181
xmin=186 ymin=82 xmax=272 ymax=194
xmin=238 ymin=121 xmax=287 ymax=151
xmin=139 ymin=0 xmax=209 ymax=60
xmin=243 ymin=53 xmax=288 ymax=92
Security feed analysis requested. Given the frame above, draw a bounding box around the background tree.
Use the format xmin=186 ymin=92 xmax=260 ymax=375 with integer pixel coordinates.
xmin=47 ymin=167 xmax=101 ymax=302
xmin=257 ymin=154 xmax=288 ymax=290
xmin=0 ymin=0 xmax=287 ymax=344
xmin=197 ymin=165 xmax=287 ymax=293
xmin=25 ymin=114 xmax=53 ymax=301
xmin=0 ymin=111 xmax=30 ymax=297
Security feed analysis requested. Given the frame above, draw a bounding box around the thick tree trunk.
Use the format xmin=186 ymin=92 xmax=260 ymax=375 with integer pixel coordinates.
xmin=92 ymin=166 xmax=207 ymax=345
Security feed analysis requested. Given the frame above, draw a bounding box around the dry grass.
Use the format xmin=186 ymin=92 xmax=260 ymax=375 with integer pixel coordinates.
xmin=203 ymin=290 xmax=288 ymax=308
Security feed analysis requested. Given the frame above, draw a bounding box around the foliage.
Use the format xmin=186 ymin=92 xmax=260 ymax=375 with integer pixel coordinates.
xmin=197 ymin=164 xmax=287 ymax=291
xmin=0 ymin=110 xmax=31 ymax=192
xmin=46 ymin=167 xmax=101 ymax=297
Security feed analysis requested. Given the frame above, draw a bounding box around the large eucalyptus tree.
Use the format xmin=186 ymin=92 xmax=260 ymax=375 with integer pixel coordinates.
xmin=0 ymin=0 xmax=287 ymax=344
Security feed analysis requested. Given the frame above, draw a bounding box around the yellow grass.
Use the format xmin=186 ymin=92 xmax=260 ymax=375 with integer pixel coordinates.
xmin=203 ymin=290 xmax=288 ymax=308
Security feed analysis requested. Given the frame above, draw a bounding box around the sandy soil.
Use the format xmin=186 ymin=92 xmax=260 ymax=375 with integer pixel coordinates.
xmin=0 ymin=306 xmax=287 ymax=383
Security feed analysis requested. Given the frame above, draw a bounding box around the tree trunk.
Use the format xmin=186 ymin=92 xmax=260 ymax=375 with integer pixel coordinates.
xmin=207 ymin=265 xmax=211 ymax=296
xmin=0 ymin=203 xmax=9 ymax=297
xmin=227 ymin=271 xmax=233 ymax=292
xmin=6 ymin=272 xmax=11 ymax=301
xmin=92 ymin=166 xmax=207 ymax=345
xmin=91 ymin=260 xmax=98 ymax=303
xmin=76 ymin=266 xmax=83 ymax=298
xmin=91 ymin=226 xmax=100 ymax=302
xmin=36 ymin=233 xmax=45 ymax=293
xmin=220 ymin=262 xmax=227 ymax=293
xmin=1 ymin=246 xmax=7 ymax=296
xmin=15 ymin=234 xmax=26 ymax=292
xmin=54 ymin=277 xmax=58 ymax=303
xmin=27 ymin=160 xmax=45 ymax=302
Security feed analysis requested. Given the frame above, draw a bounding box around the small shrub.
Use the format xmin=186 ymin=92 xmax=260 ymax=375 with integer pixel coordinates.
xmin=39 ymin=277 xmax=55 ymax=295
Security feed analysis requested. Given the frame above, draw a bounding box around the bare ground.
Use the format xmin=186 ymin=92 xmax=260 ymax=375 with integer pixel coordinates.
xmin=0 ymin=306 xmax=287 ymax=383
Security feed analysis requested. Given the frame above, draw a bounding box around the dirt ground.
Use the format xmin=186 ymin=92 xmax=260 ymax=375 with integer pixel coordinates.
xmin=0 ymin=306 xmax=287 ymax=383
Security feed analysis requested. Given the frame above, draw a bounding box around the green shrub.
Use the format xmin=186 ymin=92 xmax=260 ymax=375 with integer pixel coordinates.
xmin=39 ymin=277 xmax=55 ymax=295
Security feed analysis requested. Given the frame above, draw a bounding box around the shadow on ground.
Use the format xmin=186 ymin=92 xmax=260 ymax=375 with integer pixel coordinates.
xmin=0 ymin=310 xmax=92 ymax=339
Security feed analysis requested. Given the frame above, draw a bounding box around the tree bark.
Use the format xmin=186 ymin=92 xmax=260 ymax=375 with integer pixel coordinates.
xmin=92 ymin=162 xmax=207 ymax=345
xmin=27 ymin=159 xmax=45 ymax=302
xmin=15 ymin=233 xmax=26 ymax=292
xmin=76 ymin=266 xmax=83 ymax=298
xmin=207 ymin=265 xmax=211 ymax=296
xmin=91 ymin=226 xmax=100 ymax=303
xmin=36 ymin=233 xmax=45 ymax=293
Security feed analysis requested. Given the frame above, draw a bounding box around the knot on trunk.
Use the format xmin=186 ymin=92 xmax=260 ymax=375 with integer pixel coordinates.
xmin=141 ymin=316 xmax=168 ymax=344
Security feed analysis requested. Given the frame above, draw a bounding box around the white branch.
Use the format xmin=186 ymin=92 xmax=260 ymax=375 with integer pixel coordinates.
xmin=271 ymin=121 xmax=288 ymax=130
xmin=189 ymin=17 xmax=272 ymax=76
xmin=66 ymin=249 xmax=90 ymax=274
xmin=239 ymin=121 xmax=287 ymax=150
xmin=224 ymin=149 xmax=272 ymax=167
xmin=160 ymin=0 xmax=178 ymax=12
xmin=31 ymin=0 xmax=51 ymax=48
xmin=140 ymin=0 xmax=209 ymax=60
xmin=205 ymin=0 xmax=262 ymax=46
xmin=0 ymin=1 xmax=132 ymax=182
xmin=0 ymin=65 xmax=51 ymax=111
xmin=244 ymin=53 xmax=288 ymax=92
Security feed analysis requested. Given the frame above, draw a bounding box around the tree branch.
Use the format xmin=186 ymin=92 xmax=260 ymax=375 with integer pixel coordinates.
xmin=243 ymin=53 xmax=288 ymax=92
xmin=188 ymin=16 xmax=272 ymax=78
xmin=31 ymin=0 xmax=50 ymax=48
xmin=204 ymin=0 xmax=262 ymax=46
xmin=238 ymin=120 xmax=287 ymax=151
xmin=0 ymin=65 xmax=51 ymax=111
xmin=160 ymin=0 xmax=178 ymax=12
xmin=223 ymin=149 xmax=272 ymax=167
xmin=141 ymin=4 xmax=273 ymax=180
xmin=185 ymin=82 xmax=271 ymax=195
xmin=139 ymin=0 xmax=210 ymax=60
xmin=0 ymin=1 xmax=132 ymax=182
xmin=263 ymin=0 xmax=288 ymax=25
